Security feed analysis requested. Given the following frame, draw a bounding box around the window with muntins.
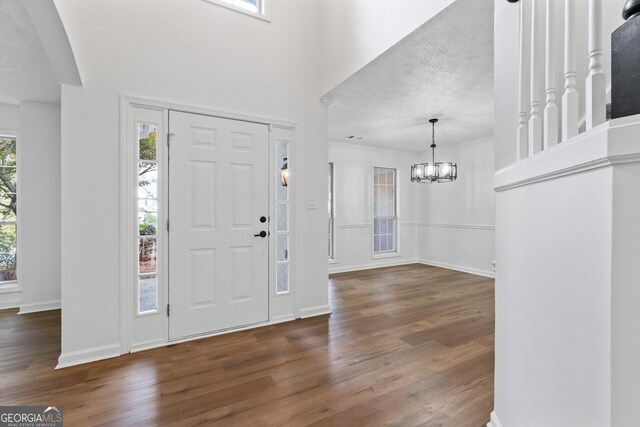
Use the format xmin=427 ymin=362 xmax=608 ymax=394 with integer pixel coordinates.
xmin=373 ymin=167 xmax=397 ymax=254
xmin=0 ymin=137 xmax=17 ymax=284
xmin=276 ymin=139 xmax=289 ymax=294
xmin=137 ymin=123 xmax=159 ymax=313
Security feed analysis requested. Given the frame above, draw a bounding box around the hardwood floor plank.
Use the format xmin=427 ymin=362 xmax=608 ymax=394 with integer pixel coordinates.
xmin=0 ymin=264 xmax=494 ymax=426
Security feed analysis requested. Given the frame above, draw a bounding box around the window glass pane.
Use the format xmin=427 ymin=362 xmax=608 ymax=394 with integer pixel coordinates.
xmin=236 ymin=0 xmax=259 ymax=12
xmin=138 ymin=123 xmax=157 ymax=161
xmin=138 ymin=201 xmax=157 ymax=236
xmin=277 ymin=233 xmax=288 ymax=262
xmin=276 ymin=140 xmax=288 ymax=201
xmin=276 ymin=203 xmax=288 ymax=232
xmin=374 ymin=235 xmax=381 ymax=252
xmin=139 ymin=237 xmax=157 ymax=274
xmin=277 ymin=262 xmax=289 ymax=293
xmin=0 ymin=223 xmax=17 ymax=282
xmin=328 ymin=218 xmax=333 ymax=258
xmin=139 ymin=274 xmax=158 ymax=313
xmin=138 ymin=162 xmax=158 ymax=199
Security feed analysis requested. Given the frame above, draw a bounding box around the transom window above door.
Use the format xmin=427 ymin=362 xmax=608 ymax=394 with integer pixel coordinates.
xmin=206 ymin=0 xmax=269 ymax=20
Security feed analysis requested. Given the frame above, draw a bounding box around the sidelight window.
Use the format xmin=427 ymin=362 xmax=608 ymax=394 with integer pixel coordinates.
xmin=137 ymin=123 xmax=159 ymax=313
xmin=275 ymin=140 xmax=289 ymax=294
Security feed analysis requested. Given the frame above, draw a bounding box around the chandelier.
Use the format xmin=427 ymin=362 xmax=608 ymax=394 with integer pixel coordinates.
xmin=410 ymin=118 xmax=457 ymax=183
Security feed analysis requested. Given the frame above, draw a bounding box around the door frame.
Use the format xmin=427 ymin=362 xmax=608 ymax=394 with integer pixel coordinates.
xmin=120 ymin=95 xmax=298 ymax=355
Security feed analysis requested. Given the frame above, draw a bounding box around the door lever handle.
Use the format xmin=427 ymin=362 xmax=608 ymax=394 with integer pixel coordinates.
xmin=254 ymin=231 xmax=267 ymax=238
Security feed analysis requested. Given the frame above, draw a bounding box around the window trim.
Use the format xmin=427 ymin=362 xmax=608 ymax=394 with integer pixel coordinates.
xmin=204 ymin=0 xmax=271 ymax=22
xmin=371 ymin=165 xmax=400 ymax=259
xmin=0 ymin=132 xmax=20 ymax=293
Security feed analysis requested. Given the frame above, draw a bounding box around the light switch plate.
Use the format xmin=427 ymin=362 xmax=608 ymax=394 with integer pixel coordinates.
xmin=305 ymin=197 xmax=317 ymax=209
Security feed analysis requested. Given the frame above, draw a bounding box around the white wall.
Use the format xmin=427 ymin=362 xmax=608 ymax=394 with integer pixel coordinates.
xmin=19 ymin=102 xmax=62 ymax=314
xmin=494 ymin=167 xmax=612 ymax=427
xmin=0 ymin=104 xmax=20 ymax=131
xmin=0 ymin=104 xmax=21 ymax=310
xmin=611 ymin=162 xmax=640 ymax=426
xmin=0 ymin=102 xmax=61 ymax=312
xmin=55 ymin=0 xmax=328 ymax=365
xmin=320 ymin=0 xmax=455 ymax=95
xmin=416 ymin=138 xmax=495 ymax=277
xmin=328 ymin=141 xmax=418 ymax=273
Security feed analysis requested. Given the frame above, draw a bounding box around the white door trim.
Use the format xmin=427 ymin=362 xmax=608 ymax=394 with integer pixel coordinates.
xmin=119 ymin=95 xmax=297 ymax=355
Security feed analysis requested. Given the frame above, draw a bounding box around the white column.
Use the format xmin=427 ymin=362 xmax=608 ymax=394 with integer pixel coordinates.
xmin=562 ymin=0 xmax=579 ymax=141
xmin=528 ymin=0 xmax=543 ymax=154
xmin=586 ymin=0 xmax=606 ymax=129
xmin=543 ymin=0 xmax=559 ymax=149
xmin=517 ymin=0 xmax=529 ymax=160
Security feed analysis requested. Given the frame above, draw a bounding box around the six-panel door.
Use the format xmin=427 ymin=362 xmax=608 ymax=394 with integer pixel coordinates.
xmin=168 ymin=111 xmax=269 ymax=340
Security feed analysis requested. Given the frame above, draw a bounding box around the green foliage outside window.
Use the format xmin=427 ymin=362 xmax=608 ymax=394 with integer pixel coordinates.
xmin=0 ymin=137 xmax=17 ymax=281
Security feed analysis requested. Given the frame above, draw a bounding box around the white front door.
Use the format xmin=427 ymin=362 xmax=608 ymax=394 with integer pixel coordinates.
xmin=168 ymin=111 xmax=269 ymax=340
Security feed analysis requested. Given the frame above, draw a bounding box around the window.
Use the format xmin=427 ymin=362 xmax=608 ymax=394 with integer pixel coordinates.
xmin=0 ymin=137 xmax=17 ymax=284
xmin=328 ymin=163 xmax=335 ymax=260
xmin=275 ymin=139 xmax=289 ymax=293
xmin=209 ymin=0 xmax=268 ymax=19
xmin=137 ymin=123 xmax=158 ymax=313
xmin=373 ymin=167 xmax=397 ymax=254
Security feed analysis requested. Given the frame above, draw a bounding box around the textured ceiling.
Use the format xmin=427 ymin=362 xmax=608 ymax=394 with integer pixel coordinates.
xmin=327 ymin=0 xmax=494 ymax=152
xmin=0 ymin=0 xmax=59 ymax=105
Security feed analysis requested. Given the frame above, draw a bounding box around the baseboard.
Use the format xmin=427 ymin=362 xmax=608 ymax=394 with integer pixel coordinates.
xmin=56 ymin=343 xmax=121 ymax=369
xmin=419 ymin=259 xmax=495 ymax=279
xmin=19 ymin=300 xmax=61 ymax=314
xmin=299 ymin=305 xmax=332 ymax=318
xmin=329 ymin=259 xmax=419 ymax=275
xmin=0 ymin=295 xmax=20 ymax=310
xmin=270 ymin=314 xmax=297 ymax=324
xmin=130 ymin=339 xmax=167 ymax=353
xmin=487 ymin=411 xmax=503 ymax=427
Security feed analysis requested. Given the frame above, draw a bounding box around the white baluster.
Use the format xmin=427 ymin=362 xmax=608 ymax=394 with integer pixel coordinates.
xmin=528 ymin=0 xmax=543 ymax=154
xmin=586 ymin=0 xmax=606 ymax=129
xmin=562 ymin=0 xmax=579 ymax=141
xmin=517 ymin=0 xmax=529 ymax=160
xmin=544 ymin=0 xmax=559 ymax=149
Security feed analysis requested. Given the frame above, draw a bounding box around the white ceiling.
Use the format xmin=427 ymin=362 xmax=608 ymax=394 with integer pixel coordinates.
xmin=0 ymin=0 xmax=60 ymax=105
xmin=327 ymin=0 xmax=494 ymax=152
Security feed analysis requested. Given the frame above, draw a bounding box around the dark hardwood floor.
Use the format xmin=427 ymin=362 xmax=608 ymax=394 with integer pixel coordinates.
xmin=0 ymin=264 xmax=494 ymax=426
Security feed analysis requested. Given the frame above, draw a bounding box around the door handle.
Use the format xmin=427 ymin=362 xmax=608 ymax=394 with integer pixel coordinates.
xmin=254 ymin=231 xmax=267 ymax=238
